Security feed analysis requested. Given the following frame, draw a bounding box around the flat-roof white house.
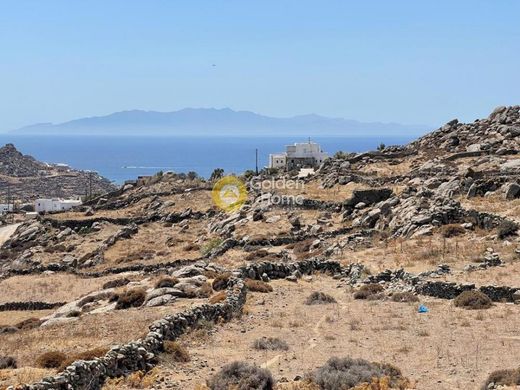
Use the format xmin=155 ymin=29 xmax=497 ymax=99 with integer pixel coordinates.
xmin=0 ymin=204 xmax=13 ymax=214
xmin=35 ymin=198 xmax=82 ymax=213
xmin=269 ymin=141 xmax=328 ymax=170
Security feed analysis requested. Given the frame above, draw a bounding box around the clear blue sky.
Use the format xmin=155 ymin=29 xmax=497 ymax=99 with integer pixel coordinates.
xmin=0 ymin=0 xmax=519 ymax=131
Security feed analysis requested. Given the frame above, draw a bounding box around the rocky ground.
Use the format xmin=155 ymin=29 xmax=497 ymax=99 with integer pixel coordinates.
xmin=0 ymin=106 xmax=519 ymax=390
xmin=0 ymin=144 xmax=116 ymax=203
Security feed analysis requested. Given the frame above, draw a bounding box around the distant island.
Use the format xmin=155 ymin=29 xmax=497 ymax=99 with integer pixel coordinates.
xmin=10 ymin=108 xmax=431 ymax=137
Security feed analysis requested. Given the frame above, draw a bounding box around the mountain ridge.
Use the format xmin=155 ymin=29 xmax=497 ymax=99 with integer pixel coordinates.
xmin=10 ymin=107 xmax=431 ymax=137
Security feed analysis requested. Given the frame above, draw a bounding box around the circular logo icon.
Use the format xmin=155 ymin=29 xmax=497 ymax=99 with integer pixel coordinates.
xmin=212 ymin=176 xmax=247 ymax=212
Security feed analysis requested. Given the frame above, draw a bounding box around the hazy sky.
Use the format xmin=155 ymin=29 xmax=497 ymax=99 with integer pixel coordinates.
xmin=0 ymin=0 xmax=519 ymax=131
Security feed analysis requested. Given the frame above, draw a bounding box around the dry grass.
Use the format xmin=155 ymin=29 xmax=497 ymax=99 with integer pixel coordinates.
xmin=35 ymin=351 xmax=67 ymax=369
xmin=154 ymin=276 xmax=179 ymax=289
xmin=305 ymin=291 xmax=337 ymax=305
xmin=0 ymin=303 xmax=200 ymax=367
xmin=102 ymin=367 xmax=162 ymax=389
xmin=454 ymin=290 xmax=492 ymax=310
xmin=0 ymin=274 xmax=115 ymax=304
xmin=244 ymin=279 xmax=273 ymax=293
xmin=0 ymin=367 xmax=55 ymax=389
xmin=163 ymin=341 xmax=190 ymax=362
xmin=353 ymin=284 xmax=384 ymax=300
xmin=114 ymin=288 xmax=146 ymax=310
xmin=209 ymin=291 xmax=227 ymax=304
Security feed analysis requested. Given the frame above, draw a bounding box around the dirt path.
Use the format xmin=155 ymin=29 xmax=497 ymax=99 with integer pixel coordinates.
xmin=0 ymin=223 xmax=21 ymax=246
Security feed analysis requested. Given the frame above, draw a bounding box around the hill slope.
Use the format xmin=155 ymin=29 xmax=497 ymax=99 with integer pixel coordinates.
xmin=11 ymin=108 xmax=431 ymax=137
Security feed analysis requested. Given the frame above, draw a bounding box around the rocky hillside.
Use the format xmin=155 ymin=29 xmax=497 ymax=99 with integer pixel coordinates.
xmin=0 ymin=106 xmax=518 ymax=390
xmin=0 ymin=144 xmax=117 ymax=202
xmin=408 ymin=105 xmax=520 ymax=155
xmin=0 ymin=144 xmax=49 ymax=177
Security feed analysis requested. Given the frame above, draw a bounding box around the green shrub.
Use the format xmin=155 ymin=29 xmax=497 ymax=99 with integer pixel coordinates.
xmin=201 ymin=238 xmax=223 ymax=256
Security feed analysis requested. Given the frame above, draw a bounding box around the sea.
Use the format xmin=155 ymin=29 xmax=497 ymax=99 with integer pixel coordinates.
xmin=0 ymin=135 xmax=415 ymax=184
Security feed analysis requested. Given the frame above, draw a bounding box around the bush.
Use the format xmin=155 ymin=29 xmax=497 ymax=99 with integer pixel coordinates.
xmin=212 ymin=273 xmax=232 ymax=291
xmin=245 ymin=279 xmax=273 ymax=293
xmin=253 ymin=337 xmax=289 ymax=351
xmin=454 ymin=290 xmax=492 ymax=310
xmin=201 ymin=238 xmax=223 ymax=256
xmin=155 ymin=276 xmax=179 ymax=289
xmin=353 ymin=284 xmax=384 ymax=300
xmin=0 ymin=356 xmax=17 ymax=369
xmin=115 ymin=288 xmax=146 ymax=310
xmin=498 ymin=220 xmax=518 ymax=239
xmin=197 ymin=282 xmax=214 ymax=298
xmin=209 ymin=291 xmax=227 ymax=304
xmin=207 ymin=361 xmax=274 ymax=390
xmin=441 ymin=224 xmax=466 ymax=238
xmin=391 ymin=292 xmax=419 ymax=303
xmin=58 ymin=347 xmax=109 ymax=371
xmin=36 ymin=351 xmax=67 ymax=369
xmin=307 ymin=357 xmax=409 ymax=390
xmin=163 ymin=341 xmax=190 ymax=362
xmin=102 ymin=277 xmax=131 ymax=289
xmin=305 ymin=292 xmax=337 ymax=305
xmin=15 ymin=317 xmax=42 ymax=330
xmin=482 ymin=367 xmax=520 ymax=389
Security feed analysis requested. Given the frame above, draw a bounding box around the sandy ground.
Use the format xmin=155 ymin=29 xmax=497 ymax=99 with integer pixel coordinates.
xmin=146 ymin=276 xmax=520 ymax=390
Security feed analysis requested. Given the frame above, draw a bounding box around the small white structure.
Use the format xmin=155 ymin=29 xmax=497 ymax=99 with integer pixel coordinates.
xmin=269 ymin=141 xmax=328 ymax=170
xmin=0 ymin=204 xmax=13 ymax=214
xmin=35 ymin=198 xmax=82 ymax=213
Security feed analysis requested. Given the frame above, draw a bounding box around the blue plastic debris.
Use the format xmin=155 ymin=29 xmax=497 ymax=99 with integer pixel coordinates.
xmin=418 ymin=304 xmax=429 ymax=313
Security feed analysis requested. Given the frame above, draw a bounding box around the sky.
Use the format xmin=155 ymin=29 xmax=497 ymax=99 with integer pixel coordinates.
xmin=0 ymin=0 xmax=519 ymax=132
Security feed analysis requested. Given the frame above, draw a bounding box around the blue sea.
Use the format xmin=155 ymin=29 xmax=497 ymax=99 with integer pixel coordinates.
xmin=0 ymin=135 xmax=414 ymax=184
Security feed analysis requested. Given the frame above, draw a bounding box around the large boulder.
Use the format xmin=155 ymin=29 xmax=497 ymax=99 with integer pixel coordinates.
xmin=504 ymin=182 xmax=520 ymax=200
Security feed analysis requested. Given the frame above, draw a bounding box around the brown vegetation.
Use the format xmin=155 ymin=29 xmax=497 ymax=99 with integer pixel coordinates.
xmin=305 ymin=292 xmax=337 ymax=305
xmin=245 ymin=279 xmax=273 ymax=293
xmin=163 ymin=341 xmax=190 ymax=362
xmin=207 ymin=361 xmax=274 ymax=390
xmin=454 ymin=290 xmax=492 ymax=310
xmin=114 ymin=288 xmax=146 ymax=310
xmin=35 ymin=351 xmax=67 ymax=369
xmin=353 ymin=284 xmax=385 ymax=300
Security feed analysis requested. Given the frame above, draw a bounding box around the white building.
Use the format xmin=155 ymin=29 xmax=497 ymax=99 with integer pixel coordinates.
xmin=0 ymin=204 xmax=13 ymax=214
xmin=269 ymin=141 xmax=328 ymax=170
xmin=35 ymin=198 xmax=82 ymax=213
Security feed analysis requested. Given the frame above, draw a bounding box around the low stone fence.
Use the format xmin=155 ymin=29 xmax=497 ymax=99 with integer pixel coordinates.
xmin=415 ymin=280 xmax=520 ymax=302
xmin=0 ymin=301 xmax=66 ymax=312
xmin=11 ymin=278 xmax=246 ymax=390
xmin=238 ymin=258 xmax=344 ymax=280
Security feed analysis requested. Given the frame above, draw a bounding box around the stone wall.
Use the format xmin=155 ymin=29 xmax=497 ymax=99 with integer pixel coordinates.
xmin=12 ymin=259 xmax=342 ymax=390
xmin=0 ymin=301 xmax=65 ymax=312
xmin=10 ymin=278 xmax=247 ymax=390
